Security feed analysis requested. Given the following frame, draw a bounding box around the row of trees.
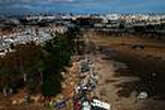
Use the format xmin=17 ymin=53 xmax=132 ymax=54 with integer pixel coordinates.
xmin=0 ymin=27 xmax=79 ymax=96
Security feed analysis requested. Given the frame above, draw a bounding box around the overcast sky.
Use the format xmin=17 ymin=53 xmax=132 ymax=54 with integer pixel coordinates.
xmin=0 ymin=0 xmax=165 ymax=15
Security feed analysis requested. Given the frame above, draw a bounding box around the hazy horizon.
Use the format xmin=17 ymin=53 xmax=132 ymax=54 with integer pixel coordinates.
xmin=0 ymin=0 xmax=165 ymax=15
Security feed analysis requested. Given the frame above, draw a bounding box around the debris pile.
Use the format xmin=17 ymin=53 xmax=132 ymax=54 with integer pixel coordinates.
xmin=49 ymin=55 xmax=111 ymax=110
xmin=73 ymin=55 xmax=111 ymax=110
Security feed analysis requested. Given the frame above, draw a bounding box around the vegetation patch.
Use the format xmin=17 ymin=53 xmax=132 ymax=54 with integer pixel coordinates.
xmin=0 ymin=27 xmax=79 ymax=97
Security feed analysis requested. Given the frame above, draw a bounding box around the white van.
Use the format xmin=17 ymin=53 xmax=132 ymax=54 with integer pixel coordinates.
xmin=91 ymin=99 xmax=111 ymax=110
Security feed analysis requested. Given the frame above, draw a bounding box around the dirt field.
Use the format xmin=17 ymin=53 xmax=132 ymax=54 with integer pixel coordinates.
xmin=1 ymin=30 xmax=165 ymax=110
xmin=85 ymin=31 xmax=165 ymax=110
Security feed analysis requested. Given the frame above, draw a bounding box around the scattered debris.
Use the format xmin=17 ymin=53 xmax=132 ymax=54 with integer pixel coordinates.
xmin=80 ymin=61 xmax=90 ymax=73
xmin=12 ymin=100 xmax=17 ymax=105
xmin=137 ymin=91 xmax=148 ymax=100
xmin=82 ymin=101 xmax=91 ymax=110
xmin=131 ymin=44 xmax=144 ymax=50
xmin=55 ymin=100 xmax=66 ymax=109
xmin=73 ymin=55 xmax=111 ymax=110
xmin=152 ymin=72 xmax=157 ymax=77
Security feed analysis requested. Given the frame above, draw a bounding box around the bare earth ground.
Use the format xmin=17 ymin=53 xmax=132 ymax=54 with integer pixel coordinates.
xmin=85 ymin=31 xmax=165 ymax=110
xmin=1 ymin=30 xmax=165 ymax=110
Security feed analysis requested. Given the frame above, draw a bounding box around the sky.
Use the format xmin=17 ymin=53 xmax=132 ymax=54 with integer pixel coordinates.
xmin=0 ymin=0 xmax=165 ymax=15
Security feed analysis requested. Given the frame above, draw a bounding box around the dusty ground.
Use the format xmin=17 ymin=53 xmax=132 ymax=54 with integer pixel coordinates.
xmin=85 ymin=31 xmax=165 ymax=110
xmin=1 ymin=30 xmax=165 ymax=110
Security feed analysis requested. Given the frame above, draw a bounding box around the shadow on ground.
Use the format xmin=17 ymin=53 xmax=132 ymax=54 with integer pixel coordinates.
xmin=99 ymin=45 xmax=165 ymax=100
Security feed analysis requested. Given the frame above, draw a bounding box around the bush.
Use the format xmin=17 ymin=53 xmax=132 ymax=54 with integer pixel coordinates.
xmin=42 ymin=78 xmax=61 ymax=96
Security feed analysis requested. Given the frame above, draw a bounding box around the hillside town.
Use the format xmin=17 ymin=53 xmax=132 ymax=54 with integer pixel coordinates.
xmin=0 ymin=14 xmax=165 ymax=56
